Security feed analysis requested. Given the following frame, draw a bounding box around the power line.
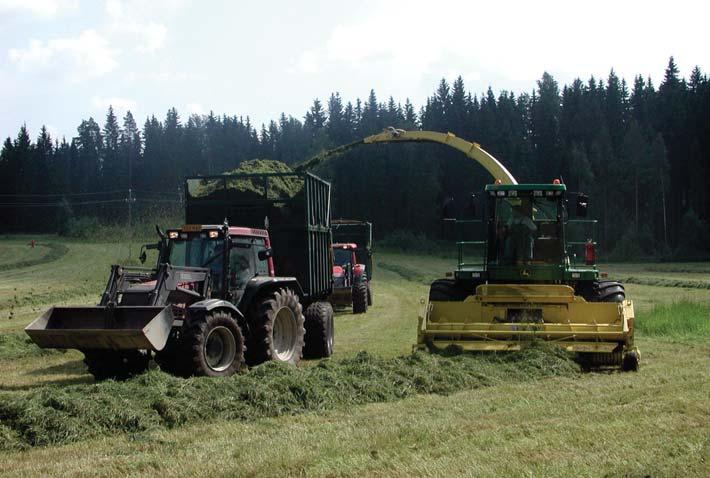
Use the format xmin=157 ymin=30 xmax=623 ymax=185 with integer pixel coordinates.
xmin=0 ymin=190 xmax=127 ymax=198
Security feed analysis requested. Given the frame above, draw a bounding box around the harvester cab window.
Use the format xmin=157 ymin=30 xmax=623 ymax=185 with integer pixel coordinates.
xmin=493 ymin=195 xmax=561 ymax=264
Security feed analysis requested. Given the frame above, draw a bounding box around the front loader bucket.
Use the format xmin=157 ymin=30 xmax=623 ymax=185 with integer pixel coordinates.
xmin=416 ymin=284 xmax=638 ymax=367
xmin=25 ymin=305 xmax=174 ymax=351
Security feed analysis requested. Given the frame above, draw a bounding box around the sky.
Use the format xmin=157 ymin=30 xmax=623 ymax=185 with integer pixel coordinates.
xmin=1 ymin=0 xmax=708 ymax=142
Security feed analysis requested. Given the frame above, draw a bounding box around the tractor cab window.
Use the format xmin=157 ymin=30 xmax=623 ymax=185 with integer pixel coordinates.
xmin=333 ymin=248 xmax=353 ymax=267
xmin=229 ymin=236 xmax=269 ymax=290
xmin=168 ymin=235 xmax=225 ymax=290
xmin=491 ymin=195 xmax=562 ymax=265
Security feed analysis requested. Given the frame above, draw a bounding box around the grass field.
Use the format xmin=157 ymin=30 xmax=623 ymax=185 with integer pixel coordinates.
xmin=0 ymin=236 xmax=708 ymax=477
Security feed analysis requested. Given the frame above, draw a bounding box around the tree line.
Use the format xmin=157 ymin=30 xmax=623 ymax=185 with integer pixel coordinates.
xmin=1 ymin=57 xmax=708 ymax=258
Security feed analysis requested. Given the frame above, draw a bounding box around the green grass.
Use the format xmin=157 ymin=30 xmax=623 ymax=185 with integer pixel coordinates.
xmin=636 ymin=301 xmax=710 ymax=339
xmin=0 ymin=344 xmax=579 ymax=450
xmin=0 ymin=236 xmax=708 ymax=477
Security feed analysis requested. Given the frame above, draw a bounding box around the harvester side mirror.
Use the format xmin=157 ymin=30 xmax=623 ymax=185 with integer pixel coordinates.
xmin=258 ymin=248 xmax=273 ymax=260
xmin=576 ymin=194 xmax=588 ymax=218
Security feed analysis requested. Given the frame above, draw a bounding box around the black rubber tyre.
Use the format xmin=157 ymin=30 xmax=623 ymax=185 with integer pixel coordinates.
xmin=622 ymin=351 xmax=640 ymax=372
xmin=246 ymin=288 xmax=305 ymax=366
xmin=184 ymin=311 xmax=245 ymax=377
xmin=352 ymin=281 xmax=368 ymax=314
xmin=580 ymin=280 xmax=626 ymax=303
xmin=82 ymin=349 xmax=150 ymax=381
xmin=428 ymin=279 xmax=472 ymax=302
xmin=367 ymin=282 xmax=373 ymax=306
xmin=303 ymin=301 xmax=334 ymax=359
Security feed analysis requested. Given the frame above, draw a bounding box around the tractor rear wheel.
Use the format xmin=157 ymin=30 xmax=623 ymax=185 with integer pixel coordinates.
xmin=185 ymin=311 xmax=245 ymax=377
xmin=246 ymin=288 xmax=305 ymax=366
xmin=367 ymin=282 xmax=373 ymax=306
xmin=303 ymin=301 xmax=334 ymax=358
xmin=82 ymin=349 xmax=150 ymax=381
xmin=352 ymin=281 xmax=368 ymax=314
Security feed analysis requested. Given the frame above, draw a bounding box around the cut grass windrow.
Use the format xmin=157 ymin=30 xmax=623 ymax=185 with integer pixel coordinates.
xmin=0 ymin=344 xmax=579 ymax=450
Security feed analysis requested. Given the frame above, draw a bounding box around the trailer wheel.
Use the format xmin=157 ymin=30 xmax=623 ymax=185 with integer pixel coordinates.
xmin=82 ymin=350 xmax=150 ymax=381
xmin=246 ymin=288 xmax=305 ymax=366
xmin=303 ymin=301 xmax=334 ymax=358
xmin=353 ymin=281 xmax=368 ymax=314
xmin=185 ymin=311 xmax=245 ymax=377
xmin=367 ymin=282 xmax=373 ymax=306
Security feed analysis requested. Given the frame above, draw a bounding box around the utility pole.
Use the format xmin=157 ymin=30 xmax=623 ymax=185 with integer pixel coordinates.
xmin=127 ymin=142 xmax=134 ymax=259
xmin=127 ymin=188 xmax=135 ymax=258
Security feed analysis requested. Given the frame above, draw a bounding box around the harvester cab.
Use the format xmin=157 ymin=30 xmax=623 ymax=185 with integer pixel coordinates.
xmin=421 ymin=180 xmax=639 ymax=371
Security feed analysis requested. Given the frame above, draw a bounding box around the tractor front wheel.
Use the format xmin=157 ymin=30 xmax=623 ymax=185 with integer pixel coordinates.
xmin=352 ymin=282 xmax=368 ymax=314
xmin=246 ymin=288 xmax=305 ymax=366
xmin=367 ymin=282 xmax=373 ymax=306
xmin=185 ymin=311 xmax=245 ymax=377
xmin=303 ymin=301 xmax=334 ymax=358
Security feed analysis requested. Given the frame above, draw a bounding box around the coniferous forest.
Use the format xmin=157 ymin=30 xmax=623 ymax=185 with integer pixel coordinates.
xmin=1 ymin=57 xmax=709 ymax=259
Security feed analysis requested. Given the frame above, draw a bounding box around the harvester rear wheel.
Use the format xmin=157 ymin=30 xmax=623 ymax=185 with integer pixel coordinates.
xmin=246 ymin=288 xmax=305 ymax=366
xmin=303 ymin=301 xmax=334 ymax=358
xmin=428 ymin=279 xmax=470 ymax=301
xmin=185 ymin=311 xmax=245 ymax=377
xmin=580 ymin=280 xmax=626 ymax=303
xmin=353 ymin=281 xmax=368 ymax=314
xmin=82 ymin=349 xmax=150 ymax=381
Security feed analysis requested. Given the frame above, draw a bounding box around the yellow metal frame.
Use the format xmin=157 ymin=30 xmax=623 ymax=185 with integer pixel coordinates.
xmin=416 ymin=284 xmax=636 ymax=355
xmin=363 ymin=128 xmax=518 ymax=185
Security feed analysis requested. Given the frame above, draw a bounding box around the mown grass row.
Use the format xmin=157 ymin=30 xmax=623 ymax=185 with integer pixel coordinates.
xmin=0 ymin=344 xmax=579 ymax=450
xmin=0 ymin=243 xmax=68 ymax=272
xmin=623 ymin=275 xmax=710 ymax=289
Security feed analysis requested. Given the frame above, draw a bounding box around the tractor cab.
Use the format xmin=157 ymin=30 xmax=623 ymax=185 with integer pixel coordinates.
xmin=148 ymin=224 xmax=274 ymax=303
xmin=332 ymin=243 xmax=363 ymax=287
xmin=454 ymin=181 xmax=598 ymax=283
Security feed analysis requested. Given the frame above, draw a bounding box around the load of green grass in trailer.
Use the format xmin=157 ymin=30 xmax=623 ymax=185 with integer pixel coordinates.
xmin=0 ymin=343 xmax=580 ymax=450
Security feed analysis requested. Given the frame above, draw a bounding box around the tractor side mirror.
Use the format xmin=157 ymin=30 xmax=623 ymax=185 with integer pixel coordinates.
xmin=576 ymin=194 xmax=588 ymax=218
xmin=140 ymin=242 xmax=160 ymax=264
xmin=258 ymin=248 xmax=273 ymax=260
xmin=466 ymin=194 xmax=477 ymax=218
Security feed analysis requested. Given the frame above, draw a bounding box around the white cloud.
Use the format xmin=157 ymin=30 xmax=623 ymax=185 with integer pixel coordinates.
xmin=91 ymin=96 xmax=138 ymax=115
xmin=9 ymin=29 xmax=119 ymax=81
xmin=291 ymin=51 xmax=319 ymax=74
xmin=105 ymin=0 xmax=168 ymax=53
xmin=186 ymin=102 xmax=204 ymax=115
xmin=0 ymin=0 xmax=78 ymax=17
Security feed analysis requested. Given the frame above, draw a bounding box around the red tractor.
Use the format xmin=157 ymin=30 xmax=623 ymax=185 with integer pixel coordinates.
xmin=330 ymin=242 xmax=371 ymax=314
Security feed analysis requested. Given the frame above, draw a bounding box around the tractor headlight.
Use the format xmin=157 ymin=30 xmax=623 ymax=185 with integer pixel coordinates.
xmin=208 ymin=230 xmax=219 ymax=238
xmin=168 ymin=231 xmax=179 ymax=239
